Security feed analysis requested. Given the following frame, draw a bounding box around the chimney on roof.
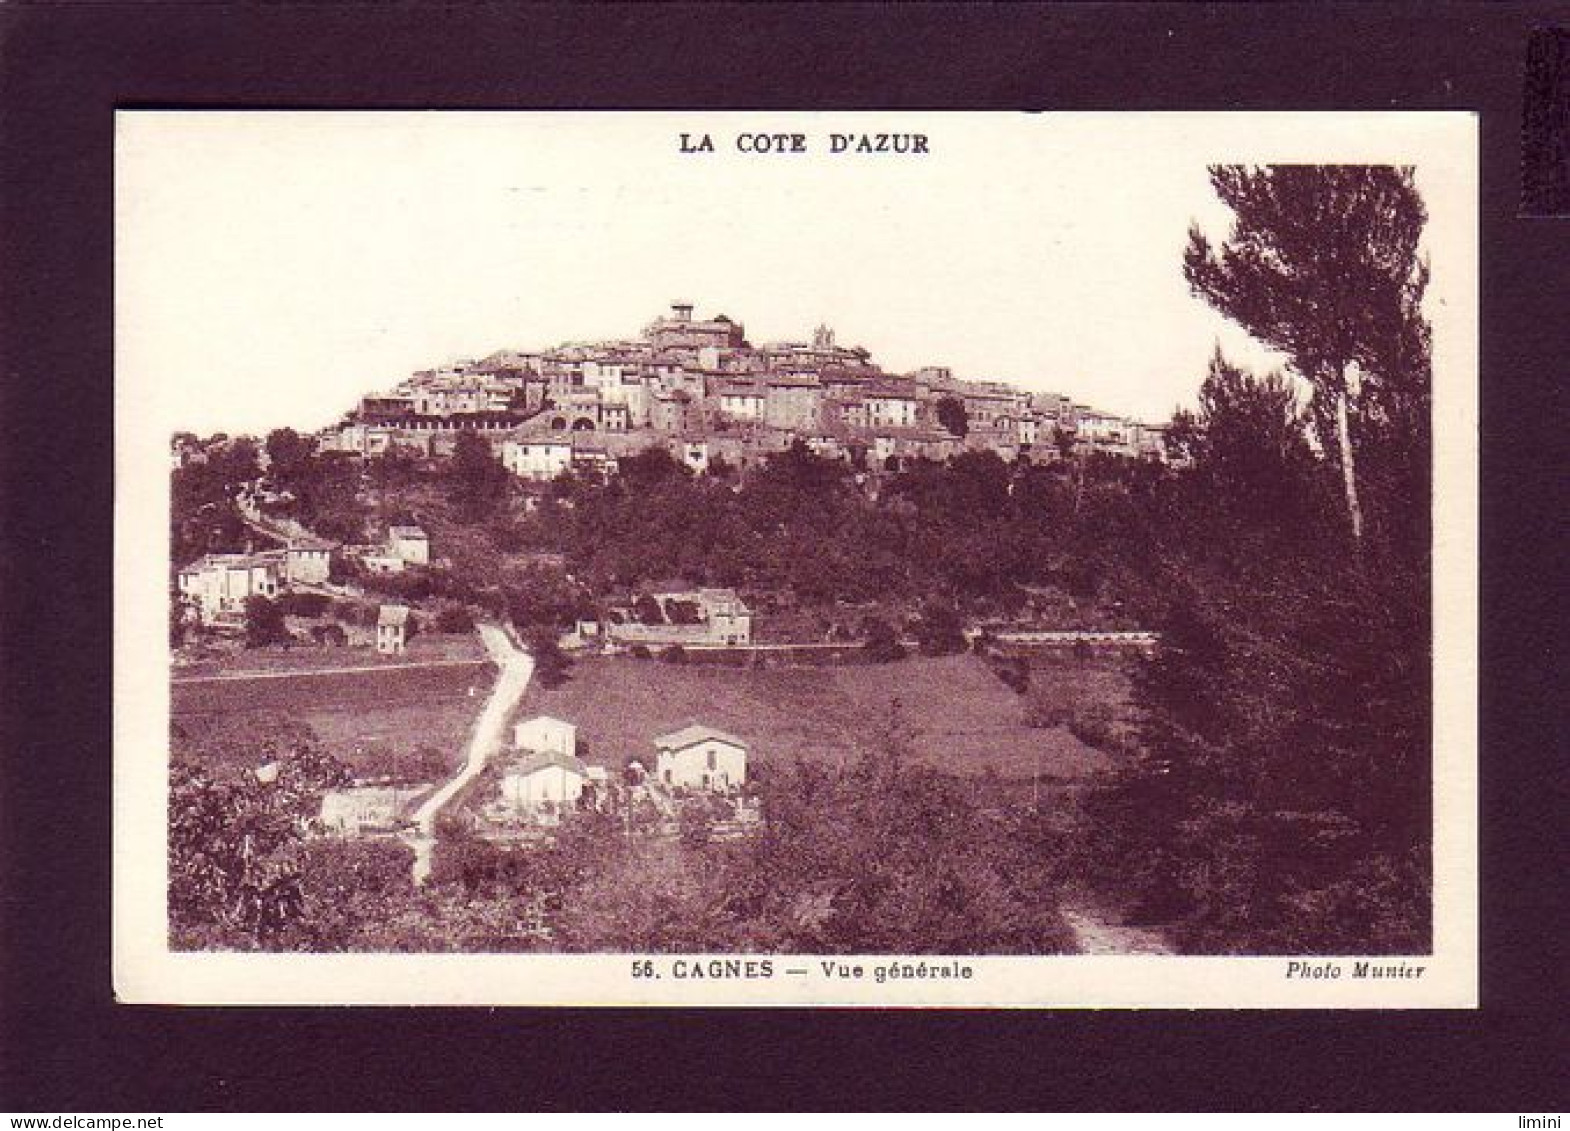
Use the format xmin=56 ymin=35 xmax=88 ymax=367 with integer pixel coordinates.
xmin=671 ymin=301 xmax=694 ymax=323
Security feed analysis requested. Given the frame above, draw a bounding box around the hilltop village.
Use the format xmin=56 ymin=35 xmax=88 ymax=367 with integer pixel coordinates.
xmin=312 ymin=302 xmax=1171 ymax=475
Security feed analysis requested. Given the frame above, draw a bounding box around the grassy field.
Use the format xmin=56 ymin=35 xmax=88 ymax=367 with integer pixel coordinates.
xmin=171 ymin=661 xmax=495 ymax=776
xmin=516 ymin=653 xmax=1118 ymax=782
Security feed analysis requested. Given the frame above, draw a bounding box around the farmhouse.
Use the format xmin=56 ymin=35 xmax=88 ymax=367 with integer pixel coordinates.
xmin=377 ymin=604 xmax=410 ymax=654
xmin=498 ymin=750 xmax=591 ymax=812
xmin=514 ymin=714 xmax=577 ymax=758
xmin=654 ymin=724 xmax=748 ymax=792
xmin=387 ymin=525 xmax=430 ymax=565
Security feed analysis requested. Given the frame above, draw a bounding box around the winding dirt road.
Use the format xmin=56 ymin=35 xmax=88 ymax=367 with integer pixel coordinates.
xmin=405 ymin=624 xmax=533 ymax=883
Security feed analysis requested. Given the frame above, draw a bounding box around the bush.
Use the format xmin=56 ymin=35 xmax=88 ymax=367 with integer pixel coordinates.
xmin=244 ymin=596 xmax=291 ymax=648
xmin=432 ymin=602 xmax=476 ymax=634
xmin=862 ymin=617 xmax=906 ymax=663
xmin=992 ymin=657 xmax=1030 ymax=694
xmin=660 ymin=645 xmax=688 ymax=664
xmin=914 ymin=601 xmax=967 ymax=657
xmin=310 ymin=623 xmax=348 ymax=647
xmin=1066 ymin=702 xmax=1117 ymax=750
xmin=628 ymin=644 xmax=652 ymax=660
xmin=277 ymin=592 xmax=331 ymax=618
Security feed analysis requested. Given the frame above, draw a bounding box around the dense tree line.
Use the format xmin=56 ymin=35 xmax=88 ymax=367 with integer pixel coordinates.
xmin=520 ymin=441 xmax=1147 ymax=620
xmin=1080 ymin=166 xmax=1434 ymax=954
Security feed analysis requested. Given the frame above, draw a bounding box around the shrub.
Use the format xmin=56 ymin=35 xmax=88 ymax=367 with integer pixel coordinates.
xmin=914 ymin=601 xmax=967 ymax=657
xmin=992 ymin=657 xmax=1030 ymax=694
xmin=310 ymin=623 xmax=348 ymax=647
xmin=277 ymin=592 xmax=331 ymax=618
xmin=432 ymin=602 xmax=475 ymax=634
xmin=244 ymin=596 xmax=291 ymax=648
xmin=628 ymin=644 xmax=652 ymax=660
xmin=660 ymin=645 xmax=688 ymax=664
xmin=862 ymin=617 xmax=906 ymax=663
xmin=1067 ymin=702 xmax=1117 ymax=750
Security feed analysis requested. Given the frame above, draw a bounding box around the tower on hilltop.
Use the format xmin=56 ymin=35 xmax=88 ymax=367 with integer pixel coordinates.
xmin=813 ymin=323 xmax=835 ymax=350
xmin=670 ymin=301 xmax=694 ymax=323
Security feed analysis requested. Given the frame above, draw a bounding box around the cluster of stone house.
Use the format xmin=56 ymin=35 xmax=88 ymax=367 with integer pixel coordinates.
xmin=175 ymin=526 xmax=429 ymax=627
xmin=319 ymin=714 xmax=751 ymax=836
xmin=316 ymin=302 xmax=1172 ymax=476
xmin=175 ymin=536 xmax=334 ymax=623
xmin=490 ymin=715 xmax=749 ymax=824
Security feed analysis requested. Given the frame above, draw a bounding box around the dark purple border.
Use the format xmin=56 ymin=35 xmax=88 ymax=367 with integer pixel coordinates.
xmin=1 ymin=1 xmax=1564 ymax=1113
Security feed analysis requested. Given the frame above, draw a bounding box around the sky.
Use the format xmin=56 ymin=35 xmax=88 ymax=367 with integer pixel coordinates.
xmin=117 ymin=111 xmax=1475 ymax=438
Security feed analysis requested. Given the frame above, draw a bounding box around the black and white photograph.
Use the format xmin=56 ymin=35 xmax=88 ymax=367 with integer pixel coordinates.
xmin=113 ymin=110 xmax=1477 ymax=1007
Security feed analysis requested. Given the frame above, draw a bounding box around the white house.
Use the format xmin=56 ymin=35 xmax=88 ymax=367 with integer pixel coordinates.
xmin=513 ymin=714 xmax=577 ymax=758
xmin=387 ymin=525 xmax=430 ymax=565
xmin=377 ymin=604 xmax=410 ymax=654
xmin=498 ymin=751 xmax=590 ymax=810
xmin=502 ymin=438 xmax=574 ymax=481
xmin=654 ymin=724 xmax=748 ymax=792
xmin=283 ymin=538 xmax=334 ymax=585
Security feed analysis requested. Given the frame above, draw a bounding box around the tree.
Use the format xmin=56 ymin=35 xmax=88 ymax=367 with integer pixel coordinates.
xmin=244 ymin=596 xmax=291 ymax=648
xmin=168 ymin=722 xmax=350 ymax=949
xmin=724 ymin=714 xmax=1079 ymax=954
xmin=170 ymin=587 xmax=192 ymax=648
xmin=1184 ymin=165 xmax=1431 ymax=551
xmin=861 ymin=616 xmax=906 ymax=662
xmin=448 ymin=431 xmax=510 ymax=523
xmin=432 ymin=602 xmax=476 ymax=634
xmin=935 ymin=396 xmax=970 ymax=438
xmin=1184 ymin=348 xmax=1319 ymax=526
xmin=860 ymin=618 xmax=910 ymax=662
xmin=264 ymin=427 xmax=319 ymax=495
xmin=617 ymin=446 xmax=690 ymax=491
xmin=524 ymin=624 xmax=573 ymax=688
xmin=913 ymin=600 xmax=967 ymax=657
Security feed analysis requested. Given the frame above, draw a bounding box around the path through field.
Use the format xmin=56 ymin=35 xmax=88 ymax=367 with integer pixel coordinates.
xmin=405 ymin=624 xmax=533 ymax=883
xmin=1063 ymin=908 xmax=1174 ymax=955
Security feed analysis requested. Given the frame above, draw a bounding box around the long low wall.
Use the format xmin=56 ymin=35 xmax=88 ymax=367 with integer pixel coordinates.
xmin=992 ymin=630 xmax=1158 ymax=646
xmin=606 ymin=623 xmax=732 ymax=646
